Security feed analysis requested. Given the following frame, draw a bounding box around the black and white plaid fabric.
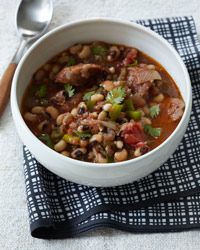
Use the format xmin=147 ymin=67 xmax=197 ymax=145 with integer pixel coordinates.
xmin=23 ymin=16 xmax=200 ymax=239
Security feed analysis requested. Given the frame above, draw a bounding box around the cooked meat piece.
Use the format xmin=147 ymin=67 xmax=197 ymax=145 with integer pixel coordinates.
xmin=55 ymin=63 xmax=108 ymax=86
xmin=168 ymin=98 xmax=185 ymax=121
xmin=127 ymin=66 xmax=161 ymax=96
xmin=121 ymin=122 xmax=145 ymax=146
xmin=60 ymin=93 xmax=83 ymax=113
xmin=123 ymin=48 xmax=138 ymax=65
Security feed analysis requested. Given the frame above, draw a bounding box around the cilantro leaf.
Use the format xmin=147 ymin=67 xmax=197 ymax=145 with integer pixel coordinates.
xmin=83 ymin=91 xmax=95 ymax=101
xmin=149 ymin=105 xmax=160 ymax=118
xmin=92 ymin=46 xmax=107 ymax=56
xmin=75 ymin=131 xmax=92 ymax=139
xmin=144 ymin=124 xmax=161 ymax=138
xmin=106 ymin=86 xmax=126 ymax=104
xmin=64 ymin=84 xmax=75 ymax=97
xmin=67 ymin=57 xmax=76 ymax=66
xmin=36 ymin=84 xmax=47 ymax=98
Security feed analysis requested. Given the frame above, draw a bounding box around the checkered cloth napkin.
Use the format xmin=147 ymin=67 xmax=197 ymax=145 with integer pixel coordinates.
xmin=23 ymin=16 xmax=200 ymax=239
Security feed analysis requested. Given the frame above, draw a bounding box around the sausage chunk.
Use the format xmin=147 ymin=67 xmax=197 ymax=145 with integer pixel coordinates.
xmin=168 ymin=98 xmax=185 ymax=121
xmin=127 ymin=66 xmax=162 ymax=97
xmin=55 ymin=63 xmax=108 ymax=86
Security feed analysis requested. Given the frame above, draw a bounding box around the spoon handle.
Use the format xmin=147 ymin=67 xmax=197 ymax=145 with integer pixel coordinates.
xmin=0 ymin=40 xmax=27 ymax=116
xmin=0 ymin=63 xmax=17 ymax=116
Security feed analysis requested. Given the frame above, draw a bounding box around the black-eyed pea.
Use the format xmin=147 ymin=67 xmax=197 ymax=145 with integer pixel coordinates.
xmin=98 ymin=111 xmax=107 ymax=121
xmin=69 ymin=44 xmax=82 ymax=54
xmin=96 ymin=153 xmax=107 ymax=163
xmin=38 ymin=120 xmax=48 ymax=131
xmin=102 ymin=80 xmax=115 ymax=91
xmin=56 ymin=114 xmax=65 ymax=125
xmin=62 ymin=113 xmax=73 ymax=125
xmin=134 ymin=147 xmax=141 ymax=157
xmin=46 ymin=106 xmax=59 ymax=119
xmin=78 ymin=45 xmax=91 ymax=59
xmin=109 ymin=67 xmax=115 ymax=74
xmin=147 ymin=64 xmax=156 ymax=70
xmin=31 ymin=106 xmax=45 ymax=114
xmin=54 ymin=139 xmax=67 ymax=152
xmin=80 ymin=139 xmax=89 ymax=147
xmin=141 ymin=117 xmax=152 ymax=125
xmin=61 ymin=150 xmax=70 ymax=157
xmin=71 ymin=108 xmax=78 ymax=117
xmin=24 ymin=112 xmax=37 ymax=122
xmin=90 ymin=134 xmax=103 ymax=143
xmin=103 ymin=103 xmax=112 ymax=112
xmin=71 ymin=148 xmax=87 ymax=159
xmin=114 ymin=149 xmax=128 ymax=162
xmin=91 ymin=94 xmax=104 ymax=103
xmin=114 ymin=140 xmax=124 ymax=149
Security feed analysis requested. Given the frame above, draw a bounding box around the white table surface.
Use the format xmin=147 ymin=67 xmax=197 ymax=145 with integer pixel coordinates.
xmin=1 ymin=0 xmax=200 ymax=249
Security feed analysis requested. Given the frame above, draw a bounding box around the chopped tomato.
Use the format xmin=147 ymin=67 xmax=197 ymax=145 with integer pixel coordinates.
xmin=121 ymin=122 xmax=145 ymax=147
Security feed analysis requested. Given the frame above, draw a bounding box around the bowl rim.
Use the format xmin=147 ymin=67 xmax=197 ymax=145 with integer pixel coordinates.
xmin=11 ymin=17 xmax=192 ymax=169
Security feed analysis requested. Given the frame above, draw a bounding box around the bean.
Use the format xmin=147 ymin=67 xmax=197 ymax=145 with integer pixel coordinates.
xmin=103 ymin=103 xmax=112 ymax=111
xmin=31 ymin=106 xmax=45 ymax=114
xmin=153 ymin=93 xmax=164 ymax=103
xmin=143 ymin=106 xmax=150 ymax=115
xmin=132 ymin=94 xmax=146 ymax=107
xmin=107 ymin=46 xmax=120 ymax=62
xmin=71 ymin=108 xmax=78 ymax=116
xmin=90 ymin=134 xmax=103 ymax=143
xmin=103 ymin=129 xmax=115 ymax=142
xmin=91 ymin=94 xmax=104 ymax=103
xmin=38 ymin=120 xmax=48 ymax=131
xmin=54 ymin=139 xmax=67 ymax=152
xmin=141 ymin=117 xmax=152 ymax=125
xmin=43 ymin=64 xmax=52 ymax=71
xmin=109 ymin=67 xmax=115 ymax=74
xmin=24 ymin=112 xmax=37 ymax=122
xmin=46 ymin=106 xmax=59 ymax=119
xmin=114 ymin=149 xmax=128 ymax=162
xmin=35 ymin=69 xmax=45 ymax=81
xmin=98 ymin=111 xmax=107 ymax=121
xmin=96 ymin=153 xmax=107 ymax=163
xmin=102 ymin=80 xmax=115 ymax=91
xmin=62 ymin=113 xmax=74 ymax=125
xmin=56 ymin=113 xmax=65 ymax=125
xmin=147 ymin=64 xmax=156 ymax=70
xmin=58 ymin=55 xmax=69 ymax=64
xmin=52 ymin=64 xmax=60 ymax=74
xmin=78 ymin=45 xmax=91 ymax=59
xmin=114 ymin=140 xmax=123 ymax=149
xmin=71 ymin=148 xmax=87 ymax=159
xmin=69 ymin=44 xmax=82 ymax=54
xmin=134 ymin=147 xmax=141 ymax=157
xmin=61 ymin=150 xmax=70 ymax=156
xmin=80 ymin=139 xmax=89 ymax=147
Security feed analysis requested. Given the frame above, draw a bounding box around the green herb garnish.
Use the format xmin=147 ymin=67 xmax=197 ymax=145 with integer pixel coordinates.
xmin=37 ymin=84 xmax=47 ymax=98
xmin=92 ymin=46 xmax=107 ymax=56
xmin=106 ymin=86 xmax=126 ymax=105
xmin=39 ymin=134 xmax=54 ymax=148
xmin=67 ymin=57 xmax=76 ymax=66
xmin=149 ymin=105 xmax=160 ymax=118
xmin=64 ymin=84 xmax=75 ymax=97
xmin=83 ymin=91 xmax=95 ymax=101
xmin=144 ymin=124 xmax=161 ymax=138
xmin=75 ymin=131 xmax=92 ymax=139
xmin=128 ymin=59 xmax=138 ymax=67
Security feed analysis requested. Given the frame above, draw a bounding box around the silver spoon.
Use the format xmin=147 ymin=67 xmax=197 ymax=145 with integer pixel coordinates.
xmin=0 ymin=0 xmax=53 ymax=116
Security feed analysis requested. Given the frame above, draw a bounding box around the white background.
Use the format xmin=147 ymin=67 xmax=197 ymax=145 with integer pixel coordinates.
xmin=0 ymin=0 xmax=200 ymax=249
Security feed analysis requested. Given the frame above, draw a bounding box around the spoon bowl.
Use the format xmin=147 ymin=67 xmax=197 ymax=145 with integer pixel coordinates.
xmin=16 ymin=0 xmax=53 ymax=40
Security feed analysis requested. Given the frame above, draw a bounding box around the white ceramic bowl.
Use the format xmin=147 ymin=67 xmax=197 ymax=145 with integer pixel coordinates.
xmin=11 ymin=18 xmax=192 ymax=187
